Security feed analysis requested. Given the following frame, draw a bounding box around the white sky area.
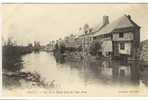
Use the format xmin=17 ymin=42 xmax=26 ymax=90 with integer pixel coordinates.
xmin=2 ymin=4 xmax=148 ymax=45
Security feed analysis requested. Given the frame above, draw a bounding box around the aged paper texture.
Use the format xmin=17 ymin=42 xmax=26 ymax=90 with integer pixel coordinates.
xmin=2 ymin=4 xmax=148 ymax=97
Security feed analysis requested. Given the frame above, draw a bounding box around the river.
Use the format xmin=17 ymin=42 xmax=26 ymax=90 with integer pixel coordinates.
xmin=21 ymin=51 xmax=87 ymax=89
xmin=4 ymin=51 xmax=148 ymax=96
xmin=18 ymin=51 xmax=141 ymax=89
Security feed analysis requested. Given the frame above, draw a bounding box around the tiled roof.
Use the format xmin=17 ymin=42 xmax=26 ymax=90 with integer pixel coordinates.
xmin=93 ymin=15 xmax=140 ymax=37
xmin=92 ymin=23 xmax=103 ymax=33
xmin=77 ymin=20 xmax=107 ymax=38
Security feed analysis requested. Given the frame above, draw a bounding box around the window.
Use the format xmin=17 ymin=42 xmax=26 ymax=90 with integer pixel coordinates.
xmin=120 ymin=43 xmax=125 ymax=50
xmin=119 ymin=32 xmax=124 ymax=38
xmin=93 ymin=37 xmax=96 ymax=40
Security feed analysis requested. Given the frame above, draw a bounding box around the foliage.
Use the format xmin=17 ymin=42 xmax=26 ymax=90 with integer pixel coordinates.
xmin=2 ymin=38 xmax=33 ymax=72
xmin=89 ymin=41 xmax=102 ymax=56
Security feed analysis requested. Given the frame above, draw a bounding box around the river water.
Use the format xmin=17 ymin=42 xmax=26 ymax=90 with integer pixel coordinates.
xmin=18 ymin=51 xmax=141 ymax=89
xmin=21 ymin=51 xmax=87 ymax=88
xmin=3 ymin=51 xmax=148 ymax=96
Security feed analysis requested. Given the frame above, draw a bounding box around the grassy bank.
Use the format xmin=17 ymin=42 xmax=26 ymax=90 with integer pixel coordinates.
xmin=2 ymin=45 xmax=33 ymax=72
xmin=2 ymin=44 xmax=34 ymax=88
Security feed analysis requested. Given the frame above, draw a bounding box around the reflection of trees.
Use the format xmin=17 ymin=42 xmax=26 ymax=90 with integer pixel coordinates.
xmin=54 ymin=43 xmax=65 ymax=64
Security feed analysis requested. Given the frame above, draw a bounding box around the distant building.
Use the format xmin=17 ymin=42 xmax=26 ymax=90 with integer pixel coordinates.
xmin=28 ymin=43 xmax=33 ymax=47
xmin=34 ymin=41 xmax=41 ymax=51
xmin=46 ymin=40 xmax=55 ymax=51
xmin=63 ymin=34 xmax=81 ymax=49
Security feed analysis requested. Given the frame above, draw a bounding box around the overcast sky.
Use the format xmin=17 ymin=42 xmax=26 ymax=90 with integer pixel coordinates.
xmin=2 ymin=4 xmax=148 ymax=45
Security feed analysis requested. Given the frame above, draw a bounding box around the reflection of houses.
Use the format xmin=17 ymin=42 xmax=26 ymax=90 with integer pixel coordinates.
xmin=101 ymin=60 xmax=132 ymax=81
xmin=118 ymin=65 xmax=131 ymax=78
xmin=101 ymin=61 xmax=112 ymax=78
xmin=92 ymin=15 xmax=140 ymax=60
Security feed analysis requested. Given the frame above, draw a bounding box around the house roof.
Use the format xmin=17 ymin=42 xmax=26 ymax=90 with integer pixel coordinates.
xmin=92 ymin=23 xmax=103 ymax=33
xmin=93 ymin=15 xmax=140 ymax=37
xmin=77 ymin=18 xmax=107 ymax=38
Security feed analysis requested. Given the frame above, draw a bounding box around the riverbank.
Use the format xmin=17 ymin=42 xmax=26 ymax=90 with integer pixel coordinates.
xmin=3 ymin=43 xmax=148 ymax=89
xmin=3 ymin=71 xmax=52 ymax=89
xmin=2 ymin=50 xmax=148 ymax=96
xmin=2 ymin=45 xmax=33 ymax=72
xmin=2 ymin=45 xmax=47 ymax=88
xmin=3 ymin=49 xmax=59 ymax=89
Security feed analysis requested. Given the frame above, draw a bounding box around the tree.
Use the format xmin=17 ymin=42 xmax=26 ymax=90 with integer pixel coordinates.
xmin=89 ymin=41 xmax=101 ymax=56
xmin=83 ymin=24 xmax=90 ymax=34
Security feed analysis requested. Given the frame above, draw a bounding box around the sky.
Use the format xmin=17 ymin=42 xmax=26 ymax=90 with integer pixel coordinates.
xmin=2 ymin=4 xmax=148 ymax=45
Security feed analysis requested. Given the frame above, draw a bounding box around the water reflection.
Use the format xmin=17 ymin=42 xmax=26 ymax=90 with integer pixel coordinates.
xmin=54 ymin=53 xmax=140 ymax=86
xmin=13 ymin=51 xmax=144 ymax=89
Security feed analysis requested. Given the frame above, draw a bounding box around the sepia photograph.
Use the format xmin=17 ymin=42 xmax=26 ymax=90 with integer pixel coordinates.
xmin=1 ymin=3 xmax=148 ymax=96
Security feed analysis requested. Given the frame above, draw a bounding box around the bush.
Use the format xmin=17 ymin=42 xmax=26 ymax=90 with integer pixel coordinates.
xmin=89 ymin=41 xmax=101 ymax=56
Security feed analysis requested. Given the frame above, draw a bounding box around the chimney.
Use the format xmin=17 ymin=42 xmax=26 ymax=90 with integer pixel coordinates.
xmin=103 ymin=16 xmax=109 ymax=25
xmin=127 ymin=15 xmax=131 ymax=19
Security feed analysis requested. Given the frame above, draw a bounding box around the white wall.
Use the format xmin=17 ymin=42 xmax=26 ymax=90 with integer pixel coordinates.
xmin=119 ymin=42 xmax=131 ymax=55
xmin=101 ymin=39 xmax=112 ymax=56
xmin=113 ymin=32 xmax=133 ymax=41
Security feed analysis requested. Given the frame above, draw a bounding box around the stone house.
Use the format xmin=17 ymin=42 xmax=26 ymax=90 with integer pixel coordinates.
xmin=92 ymin=15 xmax=140 ymax=61
xmin=62 ymin=15 xmax=140 ymax=61
xmin=92 ymin=16 xmax=111 ymax=56
xmin=77 ymin=16 xmax=110 ymax=54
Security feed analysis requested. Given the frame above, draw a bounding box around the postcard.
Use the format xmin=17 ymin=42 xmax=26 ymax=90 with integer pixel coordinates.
xmin=1 ymin=3 xmax=148 ymax=97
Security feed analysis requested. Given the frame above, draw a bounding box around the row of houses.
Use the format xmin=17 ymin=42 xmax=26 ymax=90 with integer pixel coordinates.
xmin=55 ymin=15 xmax=141 ymax=61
